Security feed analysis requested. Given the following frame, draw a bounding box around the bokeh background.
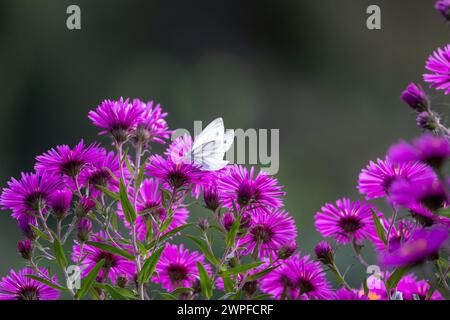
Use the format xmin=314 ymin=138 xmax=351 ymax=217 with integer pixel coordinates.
xmin=0 ymin=0 xmax=448 ymax=289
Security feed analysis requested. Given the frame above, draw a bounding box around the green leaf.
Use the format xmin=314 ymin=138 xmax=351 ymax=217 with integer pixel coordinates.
xmin=26 ymin=275 xmax=68 ymax=292
xmin=135 ymin=162 xmax=146 ymax=189
xmin=231 ymin=199 xmax=238 ymax=218
xmin=138 ymin=246 xmax=164 ymax=283
xmin=386 ymin=266 xmax=409 ymax=291
xmin=125 ymin=155 xmax=134 ymax=177
xmin=363 ymin=277 xmax=369 ymax=297
xmin=95 ymin=283 xmax=138 ymax=300
xmin=53 ymin=236 xmax=68 ymax=269
xmin=146 ymin=224 xmax=193 ymax=250
xmin=75 ymin=259 xmax=105 ymax=300
xmin=251 ymin=294 xmax=273 ymax=300
xmin=372 ymin=210 xmax=387 ymax=246
xmin=185 ymin=235 xmax=219 ymax=266
xmin=159 ymin=212 xmax=173 ymax=233
xmin=246 ymin=265 xmax=279 ymax=282
xmin=170 ymin=287 xmax=194 ymax=295
xmin=436 ymin=207 xmax=450 ymax=218
xmin=221 ymin=273 xmax=234 ymax=293
xmin=95 ymin=185 xmax=120 ymax=201
xmin=161 ymin=292 xmax=177 ymax=300
xmin=197 ymin=262 xmax=212 ymax=299
xmin=222 ymin=261 xmax=264 ymax=276
xmin=226 ymin=215 xmax=241 ymax=248
xmin=103 ymin=167 xmax=120 ymax=182
xmin=30 ymin=225 xmax=50 ymax=241
xmin=119 ymin=179 xmax=136 ymax=224
xmin=85 ymin=241 xmax=135 ymax=260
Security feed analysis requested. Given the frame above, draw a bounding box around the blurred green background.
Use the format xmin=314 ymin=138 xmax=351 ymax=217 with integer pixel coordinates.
xmin=0 ymin=0 xmax=448 ymax=288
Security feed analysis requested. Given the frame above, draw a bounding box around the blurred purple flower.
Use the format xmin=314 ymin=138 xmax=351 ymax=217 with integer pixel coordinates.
xmin=423 ymin=45 xmax=450 ymax=95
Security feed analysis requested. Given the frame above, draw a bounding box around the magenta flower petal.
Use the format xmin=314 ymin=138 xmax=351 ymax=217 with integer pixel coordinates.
xmin=423 ymin=45 xmax=450 ymax=95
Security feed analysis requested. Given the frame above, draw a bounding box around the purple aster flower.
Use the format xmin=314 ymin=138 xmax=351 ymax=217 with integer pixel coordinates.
xmin=118 ymin=179 xmax=189 ymax=241
xmin=423 ymin=45 xmax=450 ymax=95
xmin=75 ymin=196 xmax=96 ymax=217
xmin=146 ymin=155 xmax=204 ymax=190
xmin=49 ymin=188 xmax=72 ymax=219
xmin=77 ymin=218 xmax=93 ymax=242
xmin=435 ymin=0 xmax=450 ymax=21
xmin=334 ymin=288 xmax=366 ymax=300
xmin=314 ymin=198 xmax=378 ymax=244
xmin=357 ymin=158 xmax=436 ymax=200
xmin=203 ymin=179 xmax=221 ymax=212
xmin=17 ymin=215 xmax=38 ymax=240
xmin=218 ymin=165 xmax=285 ymax=211
xmin=35 ymin=140 xmax=101 ymax=179
xmin=397 ymin=273 xmax=443 ymax=300
xmin=260 ymin=253 xmax=333 ymax=300
xmin=400 ymin=83 xmax=429 ymax=111
xmin=78 ymin=149 xmax=129 ymax=197
xmin=371 ymin=218 xmax=414 ymax=253
xmin=72 ymin=232 xmax=136 ymax=283
xmin=277 ymin=241 xmax=297 ymax=260
xmin=0 ymin=268 xmax=59 ymax=300
xmin=380 ymin=227 xmax=449 ymax=267
xmin=388 ymin=134 xmax=450 ymax=169
xmin=238 ymin=209 xmax=297 ymax=259
xmin=17 ymin=239 xmax=33 ymax=260
xmin=407 ymin=203 xmax=450 ymax=227
xmin=0 ymin=171 xmax=63 ymax=220
xmin=389 ymin=178 xmax=447 ymax=211
xmin=416 ymin=111 xmax=438 ymax=131
xmin=88 ymin=97 xmax=144 ymax=143
xmin=314 ymin=241 xmax=335 ymax=265
xmin=132 ymin=99 xmax=171 ymax=145
xmin=154 ymin=243 xmax=212 ymax=291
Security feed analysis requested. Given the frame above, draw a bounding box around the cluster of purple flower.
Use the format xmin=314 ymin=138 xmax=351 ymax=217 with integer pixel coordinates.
xmin=0 ymin=2 xmax=448 ymax=301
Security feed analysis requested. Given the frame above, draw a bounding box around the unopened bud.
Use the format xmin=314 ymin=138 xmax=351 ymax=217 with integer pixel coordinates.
xmin=17 ymin=239 xmax=33 ymax=260
xmin=314 ymin=241 xmax=335 ymax=265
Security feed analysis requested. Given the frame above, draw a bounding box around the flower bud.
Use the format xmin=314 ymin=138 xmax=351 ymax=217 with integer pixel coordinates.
xmin=400 ymin=83 xmax=428 ymax=112
xmin=50 ymin=189 xmax=72 ymax=220
xmin=77 ymin=218 xmax=93 ymax=242
xmin=203 ymin=185 xmax=220 ymax=212
xmin=277 ymin=241 xmax=297 ymax=260
xmin=435 ymin=0 xmax=450 ymax=21
xmin=243 ymin=280 xmax=258 ymax=297
xmin=221 ymin=213 xmax=234 ymax=231
xmin=18 ymin=217 xmax=37 ymax=240
xmin=197 ymin=218 xmax=210 ymax=231
xmin=76 ymin=197 xmax=96 ymax=217
xmin=17 ymin=239 xmax=33 ymax=260
xmin=314 ymin=241 xmax=335 ymax=265
xmin=416 ymin=112 xmax=437 ymax=131
xmin=116 ymin=275 xmax=128 ymax=288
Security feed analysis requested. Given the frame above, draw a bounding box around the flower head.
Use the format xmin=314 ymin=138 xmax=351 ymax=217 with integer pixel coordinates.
xmin=238 ymin=209 xmax=297 ymax=258
xmin=357 ymin=158 xmax=435 ymax=200
xmin=435 ymin=0 xmax=450 ymax=21
xmin=77 ymin=218 xmax=93 ymax=242
xmin=260 ymin=253 xmax=333 ymax=300
xmin=78 ymin=149 xmax=129 ymax=196
xmin=400 ymin=83 xmax=429 ymax=111
xmin=154 ymin=243 xmax=211 ymax=291
xmin=72 ymin=232 xmax=135 ymax=283
xmin=379 ymin=227 xmax=448 ymax=267
xmin=88 ymin=98 xmax=144 ymax=143
xmin=0 ymin=268 xmax=59 ymax=300
xmin=397 ymin=273 xmax=443 ymax=300
xmin=423 ymin=45 xmax=450 ymax=95
xmin=118 ymin=179 xmax=189 ymax=241
xmin=218 ymin=165 xmax=284 ymax=211
xmin=388 ymin=134 xmax=450 ymax=169
xmin=17 ymin=240 xmax=33 ymax=260
xmin=35 ymin=140 xmax=101 ymax=178
xmin=146 ymin=155 xmax=204 ymax=190
xmin=49 ymin=188 xmax=72 ymax=219
xmin=371 ymin=218 xmax=414 ymax=252
xmin=0 ymin=172 xmax=62 ymax=220
xmin=334 ymin=288 xmax=366 ymax=300
xmin=314 ymin=241 xmax=334 ymax=265
xmin=315 ymin=198 xmax=378 ymax=244
xmin=132 ymin=99 xmax=171 ymax=145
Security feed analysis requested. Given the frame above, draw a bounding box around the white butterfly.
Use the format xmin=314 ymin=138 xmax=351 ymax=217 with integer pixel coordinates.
xmin=170 ymin=118 xmax=234 ymax=171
